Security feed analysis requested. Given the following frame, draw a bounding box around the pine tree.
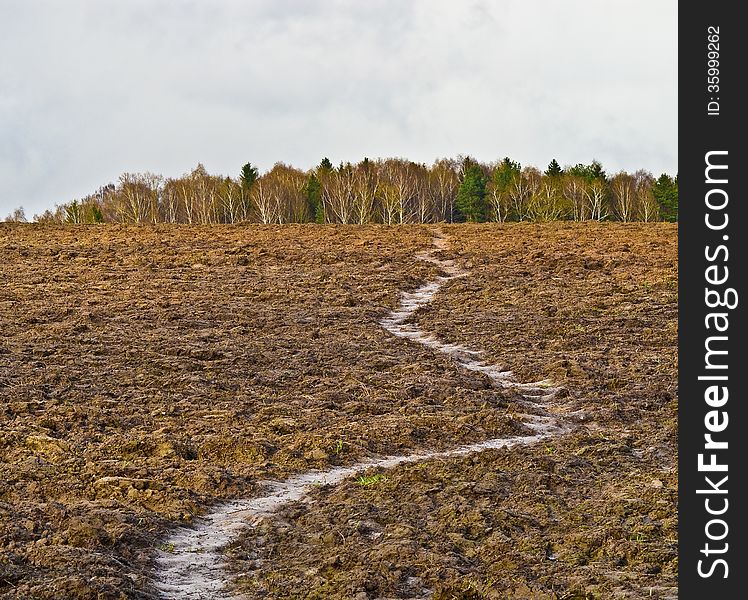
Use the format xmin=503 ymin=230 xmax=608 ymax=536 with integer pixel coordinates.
xmin=653 ymin=174 xmax=678 ymax=222
xmin=589 ymin=160 xmax=606 ymax=181
xmin=455 ymin=165 xmax=488 ymax=222
xmin=91 ymin=205 xmax=104 ymax=223
xmin=545 ymin=158 xmax=563 ymax=178
xmin=240 ymin=163 xmax=259 ymax=192
xmin=567 ymin=163 xmax=590 ymax=179
xmin=305 ymin=174 xmax=323 ymax=223
xmin=319 ymin=157 xmax=333 ymax=171
xmin=567 ymin=160 xmax=607 ymax=182
xmin=494 ymin=157 xmax=521 ymax=188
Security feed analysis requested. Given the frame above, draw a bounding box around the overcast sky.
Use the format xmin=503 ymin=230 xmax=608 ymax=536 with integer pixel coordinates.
xmin=1 ymin=0 xmax=676 ymax=218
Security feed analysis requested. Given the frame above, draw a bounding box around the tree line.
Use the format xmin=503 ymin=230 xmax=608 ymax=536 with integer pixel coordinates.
xmin=6 ymin=156 xmax=678 ymax=225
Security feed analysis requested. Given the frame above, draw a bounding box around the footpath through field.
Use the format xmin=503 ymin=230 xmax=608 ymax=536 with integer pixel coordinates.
xmin=155 ymin=231 xmax=571 ymax=599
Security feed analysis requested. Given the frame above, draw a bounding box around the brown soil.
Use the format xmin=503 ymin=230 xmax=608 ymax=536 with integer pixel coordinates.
xmin=0 ymin=223 xmax=677 ymax=599
xmin=1 ymin=224 xmax=527 ymax=599
xmin=224 ymin=223 xmax=678 ymax=599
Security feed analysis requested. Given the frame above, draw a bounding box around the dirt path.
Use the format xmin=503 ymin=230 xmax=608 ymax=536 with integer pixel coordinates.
xmin=154 ymin=232 xmax=568 ymax=599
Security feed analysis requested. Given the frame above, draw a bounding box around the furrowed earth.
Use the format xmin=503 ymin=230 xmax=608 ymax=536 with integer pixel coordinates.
xmin=0 ymin=223 xmax=677 ymax=599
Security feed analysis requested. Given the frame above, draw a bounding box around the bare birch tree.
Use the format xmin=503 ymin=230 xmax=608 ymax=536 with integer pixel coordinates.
xmin=114 ymin=172 xmax=163 ymax=223
xmin=429 ymin=159 xmax=459 ymax=222
xmin=562 ymin=175 xmax=588 ymax=221
xmin=352 ymin=159 xmax=379 ymax=225
xmin=322 ymin=163 xmax=356 ymax=224
xmin=610 ymin=172 xmax=636 ymax=222
xmin=508 ymin=167 xmax=541 ymax=221
xmin=633 ymin=170 xmax=659 ymax=222
xmin=584 ymin=179 xmax=608 ymax=221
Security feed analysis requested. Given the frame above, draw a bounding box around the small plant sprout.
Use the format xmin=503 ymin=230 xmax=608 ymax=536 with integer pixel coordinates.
xmin=356 ymin=474 xmax=387 ymax=487
xmin=160 ymin=542 xmax=175 ymax=553
xmin=333 ymin=439 xmax=344 ymax=455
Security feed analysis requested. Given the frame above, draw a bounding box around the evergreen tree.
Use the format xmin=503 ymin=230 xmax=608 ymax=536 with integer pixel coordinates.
xmin=589 ymin=160 xmax=607 ymax=181
xmin=494 ymin=157 xmax=521 ymax=188
xmin=545 ymin=158 xmax=563 ymax=177
xmin=567 ymin=163 xmax=590 ymax=179
xmin=567 ymin=160 xmax=607 ymax=182
xmin=653 ymin=173 xmax=678 ymax=222
xmin=313 ymin=159 xmax=334 ymax=223
xmin=91 ymin=204 xmax=104 ymax=223
xmin=455 ymin=164 xmax=488 ymax=222
xmin=305 ymin=174 xmax=323 ymax=223
xmin=240 ymin=162 xmax=259 ymax=192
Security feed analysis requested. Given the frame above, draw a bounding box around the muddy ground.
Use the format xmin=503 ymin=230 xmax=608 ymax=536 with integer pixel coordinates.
xmin=225 ymin=223 xmax=678 ymax=599
xmin=0 ymin=223 xmax=676 ymax=599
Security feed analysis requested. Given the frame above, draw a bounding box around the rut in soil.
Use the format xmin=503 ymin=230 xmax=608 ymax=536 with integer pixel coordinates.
xmin=154 ymin=232 xmax=568 ymax=599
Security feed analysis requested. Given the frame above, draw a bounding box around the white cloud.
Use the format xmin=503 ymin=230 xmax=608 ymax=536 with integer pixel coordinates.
xmin=0 ymin=0 xmax=676 ymax=216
